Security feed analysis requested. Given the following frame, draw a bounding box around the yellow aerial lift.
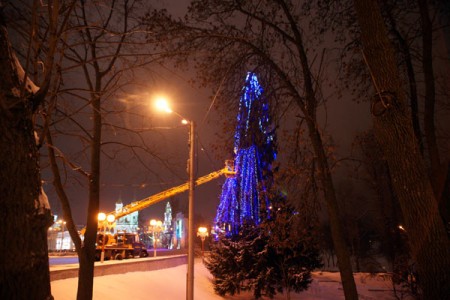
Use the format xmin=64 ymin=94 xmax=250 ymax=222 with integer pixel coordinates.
xmin=111 ymin=163 xmax=235 ymax=220
xmin=88 ymin=162 xmax=235 ymax=260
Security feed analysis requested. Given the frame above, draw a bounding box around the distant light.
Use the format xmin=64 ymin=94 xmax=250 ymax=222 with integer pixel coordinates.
xmin=98 ymin=212 xmax=106 ymax=222
xmin=150 ymin=219 xmax=162 ymax=227
xmin=107 ymin=214 xmax=115 ymax=223
xmin=198 ymin=227 xmax=208 ymax=234
xmin=197 ymin=227 xmax=209 ymax=238
xmin=181 ymin=119 xmax=189 ymax=125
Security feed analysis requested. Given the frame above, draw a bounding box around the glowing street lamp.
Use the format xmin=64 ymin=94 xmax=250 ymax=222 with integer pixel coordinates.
xmin=155 ymin=97 xmax=196 ymax=300
xmin=197 ymin=227 xmax=209 ymax=259
xmin=98 ymin=212 xmax=115 ymax=263
xmin=149 ymin=219 xmax=163 ymax=257
xmin=154 ymin=97 xmax=189 ymax=124
xmin=155 ymin=97 xmax=173 ymax=113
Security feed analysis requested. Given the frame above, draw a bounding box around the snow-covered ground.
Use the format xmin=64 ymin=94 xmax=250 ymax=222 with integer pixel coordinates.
xmin=51 ymin=259 xmax=410 ymax=299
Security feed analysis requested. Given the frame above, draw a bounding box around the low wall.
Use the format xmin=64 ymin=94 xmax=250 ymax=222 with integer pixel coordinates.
xmin=50 ymin=254 xmax=187 ymax=281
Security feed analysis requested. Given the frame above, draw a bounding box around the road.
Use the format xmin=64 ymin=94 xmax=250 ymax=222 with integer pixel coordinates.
xmin=49 ymin=255 xmax=78 ymax=266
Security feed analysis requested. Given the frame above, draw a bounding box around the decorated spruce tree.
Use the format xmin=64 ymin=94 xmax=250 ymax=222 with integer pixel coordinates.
xmin=208 ymin=73 xmax=321 ymax=298
xmin=214 ymin=72 xmax=276 ymax=235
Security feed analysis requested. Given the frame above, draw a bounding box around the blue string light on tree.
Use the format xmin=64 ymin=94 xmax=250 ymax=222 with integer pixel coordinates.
xmin=214 ymin=177 xmax=238 ymax=233
xmin=214 ymin=72 xmax=277 ymax=236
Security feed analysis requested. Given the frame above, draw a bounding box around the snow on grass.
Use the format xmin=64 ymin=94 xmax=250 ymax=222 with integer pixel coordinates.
xmin=51 ymin=259 xmax=408 ymax=299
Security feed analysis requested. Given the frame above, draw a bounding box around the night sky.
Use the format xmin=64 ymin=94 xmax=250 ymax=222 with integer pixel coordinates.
xmin=43 ymin=0 xmax=372 ymax=227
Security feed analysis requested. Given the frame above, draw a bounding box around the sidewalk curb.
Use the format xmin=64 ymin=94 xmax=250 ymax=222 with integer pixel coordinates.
xmin=50 ymin=254 xmax=187 ymax=281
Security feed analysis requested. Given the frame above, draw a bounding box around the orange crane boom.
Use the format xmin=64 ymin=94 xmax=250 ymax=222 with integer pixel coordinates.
xmin=79 ymin=162 xmax=235 ymax=236
xmin=111 ymin=165 xmax=234 ymax=220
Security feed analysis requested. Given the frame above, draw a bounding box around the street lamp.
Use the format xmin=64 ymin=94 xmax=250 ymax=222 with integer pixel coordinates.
xmin=155 ymin=97 xmax=196 ymax=300
xmin=98 ymin=212 xmax=115 ymax=263
xmin=197 ymin=227 xmax=209 ymax=260
xmin=149 ymin=219 xmax=163 ymax=257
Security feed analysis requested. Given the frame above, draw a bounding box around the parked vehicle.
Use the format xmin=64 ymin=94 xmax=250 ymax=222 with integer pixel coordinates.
xmin=96 ymin=232 xmax=148 ymax=261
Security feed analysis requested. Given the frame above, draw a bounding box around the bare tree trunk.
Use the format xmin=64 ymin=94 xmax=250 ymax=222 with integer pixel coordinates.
xmin=418 ymin=0 xmax=440 ymax=186
xmin=418 ymin=0 xmax=449 ymax=223
xmin=307 ymin=121 xmax=358 ymax=300
xmin=273 ymin=2 xmax=358 ymax=297
xmin=77 ymin=246 xmax=96 ymax=300
xmin=0 ymin=17 xmax=53 ymax=300
xmin=44 ymin=81 xmax=99 ymax=300
xmin=434 ymin=0 xmax=450 ymax=60
xmin=76 ymin=89 xmax=102 ymax=299
xmin=354 ymin=0 xmax=450 ymax=298
xmin=46 ymin=130 xmax=83 ymax=252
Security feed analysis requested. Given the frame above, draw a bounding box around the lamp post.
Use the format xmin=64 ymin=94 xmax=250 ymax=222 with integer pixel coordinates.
xmin=98 ymin=212 xmax=115 ymax=263
xmin=197 ymin=227 xmax=209 ymax=260
xmin=187 ymin=119 xmax=196 ymax=300
xmin=150 ymin=219 xmax=163 ymax=257
xmin=155 ymin=97 xmax=196 ymax=300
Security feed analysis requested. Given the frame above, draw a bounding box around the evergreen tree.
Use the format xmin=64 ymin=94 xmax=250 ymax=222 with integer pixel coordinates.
xmin=205 ymin=223 xmax=259 ymax=296
xmin=258 ymin=193 xmax=322 ymax=299
xmin=208 ymin=72 xmax=320 ymax=298
xmin=206 ymin=192 xmax=322 ymax=299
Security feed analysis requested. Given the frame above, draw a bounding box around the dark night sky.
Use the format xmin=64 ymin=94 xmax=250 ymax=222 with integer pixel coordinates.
xmin=43 ymin=0 xmax=372 ymax=227
xmin=43 ymin=0 xmax=221 ymax=225
xmin=45 ymin=70 xmax=227 ymax=225
xmin=45 ymin=71 xmax=371 ymax=226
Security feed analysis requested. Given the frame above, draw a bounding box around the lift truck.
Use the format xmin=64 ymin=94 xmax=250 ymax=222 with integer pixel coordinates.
xmin=92 ymin=162 xmax=235 ymax=261
xmin=95 ymin=231 xmax=149 ymax=261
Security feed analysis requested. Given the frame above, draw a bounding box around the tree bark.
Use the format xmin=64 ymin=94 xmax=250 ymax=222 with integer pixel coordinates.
xmin=383 ymin=3 xmax=423 ymax=155
xmin=0 ymin=17 xmax=53 ymax=300
xmin=354 ymin=0 xmax=450 ymax=298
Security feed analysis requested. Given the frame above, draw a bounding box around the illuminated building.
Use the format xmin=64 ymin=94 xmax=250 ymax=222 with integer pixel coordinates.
xmin=115 ymin=200 xmax=139 ymax=233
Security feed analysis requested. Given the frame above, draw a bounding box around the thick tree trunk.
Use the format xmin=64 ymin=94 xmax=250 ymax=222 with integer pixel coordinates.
xmin=75 ymin=182 xmax=99 ymax=300
xmin=77 ymin=247 xmax=96 ymax=300
xmin=0 ymin=21 xmax=53 ymax=300
xmin=354 ymin=0 xmax=450 ymax=298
